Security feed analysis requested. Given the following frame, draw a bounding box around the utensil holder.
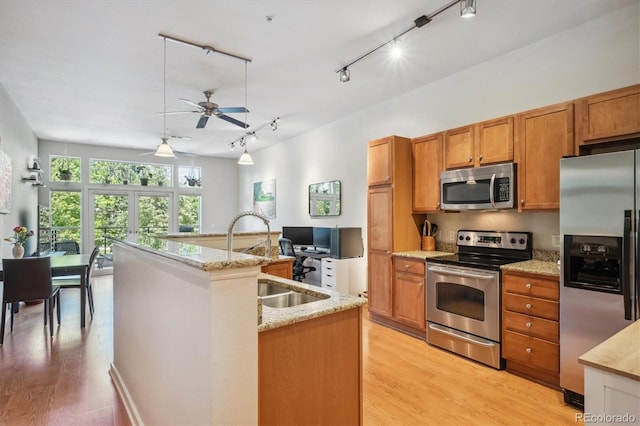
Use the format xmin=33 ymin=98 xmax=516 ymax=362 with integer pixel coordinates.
xmin=422 ymin=236 xmax=435 ymax=251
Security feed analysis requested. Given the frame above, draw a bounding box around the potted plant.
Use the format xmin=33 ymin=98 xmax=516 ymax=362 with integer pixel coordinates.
xmin=136 ymin=166 xmax=153 ymax=186
xmin=57 ymin=158 xmax=72 ymax=180
xmin=185 ymin=175 xmax=201 ymax=187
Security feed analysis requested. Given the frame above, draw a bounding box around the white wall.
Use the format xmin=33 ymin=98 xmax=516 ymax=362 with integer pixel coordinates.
xmin=0 ymin=83 xmax=40 ymax=259
xmin=239 ymin=4 xmax=640 ymax=251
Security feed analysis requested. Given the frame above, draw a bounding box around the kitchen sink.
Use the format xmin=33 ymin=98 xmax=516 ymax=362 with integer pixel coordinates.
xmin=258 ymin=282 xmax=291 ymax=297
xmin=260 ymin=291 xmax=327 ymax=308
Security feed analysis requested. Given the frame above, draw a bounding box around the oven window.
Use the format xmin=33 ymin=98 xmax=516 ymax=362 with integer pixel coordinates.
xmin=436 ymin=282 xmax=485 ymax=321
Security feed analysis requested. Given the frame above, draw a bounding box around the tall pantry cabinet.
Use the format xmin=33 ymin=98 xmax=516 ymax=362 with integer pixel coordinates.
xmin=367 ymin=136 xmax=422 ymax=320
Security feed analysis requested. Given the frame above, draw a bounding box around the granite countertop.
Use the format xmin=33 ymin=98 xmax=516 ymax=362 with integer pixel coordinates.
xmin=579 ymin=320 xmax=640 ymax=381
xmin=257 ymin=273 xmax=366 ymax=332
xmin=501 ymin=260 xmax=560 ymax=277
xmin=393 ymin=250 xmax=454 ymax=260
xmin=115 ymin=235 xmax=270 ymax=271
xmin=163 ymin=231 xmax=281 ymax=238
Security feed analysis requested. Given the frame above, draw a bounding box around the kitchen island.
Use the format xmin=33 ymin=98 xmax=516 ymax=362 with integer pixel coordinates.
xmin=110 ymin=235 xmax=365 ymax=426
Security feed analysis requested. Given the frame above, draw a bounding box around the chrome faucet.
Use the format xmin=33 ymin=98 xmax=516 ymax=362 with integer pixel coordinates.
xmin=226 ymin=210 xmax=271 ymax=259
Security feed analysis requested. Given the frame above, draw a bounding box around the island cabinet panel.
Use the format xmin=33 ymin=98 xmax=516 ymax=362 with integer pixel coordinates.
xmin=515 ymin=102 xmax=574 ymax=211
xmin=261 ymin=258 xmax=293 ymax=280
xmin=502 ymin=270 xmax=560 ymax=388
xmin=259 ymin=307 xmax=362 ymax=426
xmin=575 ymin=84 xmax=640 ymax=150
xmin=412 ymin=132 xmax=443 ymax=213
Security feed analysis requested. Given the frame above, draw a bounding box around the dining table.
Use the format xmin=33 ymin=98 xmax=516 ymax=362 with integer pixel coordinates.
xmin=0 ymin=253 xmax=92 ymax=327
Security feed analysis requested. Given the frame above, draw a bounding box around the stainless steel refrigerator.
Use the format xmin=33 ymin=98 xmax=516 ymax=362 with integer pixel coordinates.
xmin=559 ymin=150 xmax=639 ymax=409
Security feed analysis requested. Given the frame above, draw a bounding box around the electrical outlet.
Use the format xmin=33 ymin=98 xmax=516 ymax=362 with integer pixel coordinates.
xmin=552 ymin=235 xmax=560 ymax=248
xmin=449 ymin=231 xmax=455 ymax=242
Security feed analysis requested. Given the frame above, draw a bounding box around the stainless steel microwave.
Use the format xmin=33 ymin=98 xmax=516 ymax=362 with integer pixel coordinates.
xmin=440 ymin=163 xmax=516 ymax=210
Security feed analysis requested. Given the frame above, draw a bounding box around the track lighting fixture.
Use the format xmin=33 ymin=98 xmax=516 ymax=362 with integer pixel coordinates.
xmin=390 ymin=38 xmax=402 ymax=59
xmin=460 ymin=0 xmax=476 ymax=18
xmin=335 ymin=0 xmax=475 ymax=82
xmin=270 ymin=119 xmax=278 ymax=131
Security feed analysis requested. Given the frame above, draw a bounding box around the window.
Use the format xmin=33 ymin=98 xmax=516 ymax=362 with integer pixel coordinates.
xmin=50 ymin=190 xmax=82 ymax=251
xmin=89 ymin=159 xmax=172 ymax=186
xmin=179 ymin=195 xmax=201 ymax=233
xmin=50 ymin=156 xmax=81 ymax=182
xmin=179 ymin=166 xmax=202 ymax=188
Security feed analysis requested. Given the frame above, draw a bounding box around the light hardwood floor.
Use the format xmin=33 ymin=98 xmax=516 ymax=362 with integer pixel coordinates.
xmin=0 ymin=275 xmax=580 ymax=425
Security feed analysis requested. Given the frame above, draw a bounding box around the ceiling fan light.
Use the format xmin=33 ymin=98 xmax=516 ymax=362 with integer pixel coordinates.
xmin=155 ymin=138 xmax=175 ymax=157
xmin=460 ymin=0 xmax=476 ymax=18
xmin=238 ymin=148 xmax=254 ymax=165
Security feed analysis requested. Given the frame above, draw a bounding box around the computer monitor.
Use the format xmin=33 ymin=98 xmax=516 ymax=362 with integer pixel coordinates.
xmin=281 ymin=226 xmax=313 ymax=246
xmin=312 ymin=227 xmax=331 ymax=250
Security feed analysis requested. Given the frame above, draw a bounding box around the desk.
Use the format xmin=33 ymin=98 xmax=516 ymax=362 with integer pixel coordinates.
xmin=297 ymin=250 xmax=330 ymax=260
xmin=0 ymin=254 xmax=92 ymax=328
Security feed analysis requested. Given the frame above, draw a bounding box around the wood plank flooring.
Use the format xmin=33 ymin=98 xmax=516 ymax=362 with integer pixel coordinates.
xmin=0 ymin=276 xmax=581 ymax=425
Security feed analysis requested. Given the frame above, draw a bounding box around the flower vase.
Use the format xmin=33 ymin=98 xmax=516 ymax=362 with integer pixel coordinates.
xmin=12 ymin=243 xmax=25 ymax=259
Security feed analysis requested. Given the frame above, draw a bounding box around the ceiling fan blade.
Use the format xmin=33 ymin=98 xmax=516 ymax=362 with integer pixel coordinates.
xmin=138 ymin=151 xmax=155 ymax=156
xmin=158 ymin=110 xmax=200 ymax=115
xmin=179 ymin=98 xmax=204 ymax=109
xmin=217 ymin=107 xmax=249 ymax=113
xmin=218 ymin=114 xmax=249 ymax=128
xmin=196 ymin=115 xmax=210 ymax=129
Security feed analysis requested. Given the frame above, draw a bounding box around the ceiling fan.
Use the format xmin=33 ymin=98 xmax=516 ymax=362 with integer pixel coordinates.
xmin=165 ymin=90 xmax=249 ymax=129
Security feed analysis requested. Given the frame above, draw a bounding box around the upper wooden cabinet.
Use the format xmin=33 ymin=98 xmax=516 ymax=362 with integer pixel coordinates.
xmin=515 ymin=102 xmax=574 ymax=211
xmin=444 ymin=116 xmax=514 ymax=169
xmin=368 ymin=135 xmax=411 ymax=186
xmin=575 ymin=84 xmax=640 ymax=150
xmin=412 ymin=132 xmax=443 ymax=212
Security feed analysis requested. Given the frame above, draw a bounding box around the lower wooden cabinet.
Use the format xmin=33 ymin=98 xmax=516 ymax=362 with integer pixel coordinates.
xmin=393 ymin=257 xmax=426 ymax=332
xmin=502 ymin=270 xmax=560 ymax=387
xmin=261 ymin=257 xmax=294 ymax=280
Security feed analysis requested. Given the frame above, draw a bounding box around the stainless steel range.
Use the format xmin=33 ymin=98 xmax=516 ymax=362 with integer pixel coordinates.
xmin=426 ymin=230 xmax=532 ymax=369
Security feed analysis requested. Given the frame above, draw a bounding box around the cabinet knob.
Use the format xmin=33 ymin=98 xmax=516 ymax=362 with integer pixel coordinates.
xmin=526 ymin=348 xmax=532 ymax=354
xmin=468 ymin=156 xmax=473 ymax=163
xmin=405 ymin=264 xmax=410 ymax=269
xmin=479 ymin=154 xmax=483 ymax=161
xmin=525 ymin=322 xmax=532 ymax=328
xmin=418 ymin=281 xmax=423 ymax=287
xmin=437 ymin=202 xmax=440 ymax=208
xmin=386 ymin=176 xmax=390 ymax=183
xmin=520 ymin=199 xmax=525 ymax=206
xmin=525 ymin=283 xmax=531 ymax=289
xmin=526 ymin=303 xmax=532 ymax=309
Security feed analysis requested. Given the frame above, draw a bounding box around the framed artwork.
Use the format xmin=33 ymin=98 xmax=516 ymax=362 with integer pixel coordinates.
xmin=0 ymin=150 xmax=11 ymax=214
xmin=253 ymin=179 xmax=276 ymax=219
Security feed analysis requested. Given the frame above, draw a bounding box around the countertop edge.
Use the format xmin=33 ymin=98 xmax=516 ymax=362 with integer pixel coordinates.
xmin=500 ymin=260 xmax=560 ymax=277
xmin=393 ymin=250 xmax=454 ymax=260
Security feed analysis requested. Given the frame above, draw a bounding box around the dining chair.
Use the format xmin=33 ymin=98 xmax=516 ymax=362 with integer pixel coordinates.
xmin=54 ymin=240 xmax=80 ymax=255
xmin=1 ymin=257 xmax=61 ymax=344
xmin=52 ymin=246 xmax=100 ymax=319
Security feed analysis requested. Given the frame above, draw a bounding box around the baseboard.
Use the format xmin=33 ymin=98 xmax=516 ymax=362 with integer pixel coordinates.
xmin=109 ymin=363 xmax=144 ymax=426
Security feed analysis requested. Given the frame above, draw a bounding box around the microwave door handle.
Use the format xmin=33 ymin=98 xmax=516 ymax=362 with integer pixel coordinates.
xmin=622 ymin=210 xmax=632 ymax=320
xmin=489 ymin=173 xmax=496 ymax=207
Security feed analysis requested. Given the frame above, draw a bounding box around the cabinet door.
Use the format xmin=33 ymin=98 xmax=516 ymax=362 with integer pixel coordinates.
xmin=412 ymin=133 xmax=443 ymax=212
xmin=368 ymin=250 xmax=393 ymax=317
xmin=515 ymin=102 xmax=574 ymax=211
xmin=393 ymin=271 xmax=426 ymax=331
xmin=444 ymin=125 xmax=475 ymax=169
xmin=576 ymin=84 xmax=640 ymax=148
xmin=478 ymin=116 xmax=514 ymax=166
xmin=368 ymin=137 xmax=393 ymax=186
xmin=368 ymin=186 xmax=392 ymax=252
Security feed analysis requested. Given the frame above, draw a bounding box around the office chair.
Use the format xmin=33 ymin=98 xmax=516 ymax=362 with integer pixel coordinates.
xmin=279 ymin=238 xmax=316 ymax=282
xmin=54 ymin=240 xmax=80 ymax=255
xmin=52 ymin=246 xmax=100 ymax=319
xmin=1 ymin=257 xmax=61 ymax=344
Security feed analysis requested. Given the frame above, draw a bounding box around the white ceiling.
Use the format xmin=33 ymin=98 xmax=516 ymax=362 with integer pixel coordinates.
xmin=0 ymin=0 xmax=636 ymax=159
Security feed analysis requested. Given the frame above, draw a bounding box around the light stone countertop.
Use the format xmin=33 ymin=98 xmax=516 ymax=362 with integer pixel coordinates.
xmin=393 ymin=250 xmax=454 ymax=260
xmin=579 ymin=320 xmax=640 ymax=381
xmin=501 ymin=259 xmax=560 ymax=277
xmin=163 ymin=231 xmax=281 ymax=238
xmin=257 ymin=273 xmax=366 ymax=332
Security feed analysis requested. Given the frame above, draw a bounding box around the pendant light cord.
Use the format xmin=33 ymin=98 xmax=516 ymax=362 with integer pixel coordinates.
xmin=163 ymin=37 xmax=167 ymax=139
xmin=244 ymin=61 xmax=248 ymax=134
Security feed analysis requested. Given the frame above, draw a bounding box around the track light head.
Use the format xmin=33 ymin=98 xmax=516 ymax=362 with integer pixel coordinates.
xmin=339 ymin=67 xmax=350 ymax=83
xmin=414 ymin=15 xmax=431 ymax=28
xmin=460 ymin=0 xmax=476 ymax=18
xmin=270 ymin=120 xmax=278 ymax=131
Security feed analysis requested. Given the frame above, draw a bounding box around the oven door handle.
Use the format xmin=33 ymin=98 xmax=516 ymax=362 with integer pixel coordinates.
xmin=427 ymin=265 xmax=495 ymax=280
xmin=428 ymin=323 xmax=496 ymax=347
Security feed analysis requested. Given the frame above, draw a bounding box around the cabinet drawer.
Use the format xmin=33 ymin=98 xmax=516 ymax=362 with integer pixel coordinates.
xmin=503 ymin=330 xmax=559 ymax=374
xmin=503 ymin=273 xmax=559 ymax=300
xmin=322 ymin=262 xmax=337 ymax=275
xmin=504 ymin=293 xmax=558 ymax=321
xmin=503 ymin=311 xmax=558 ymax=342
xmin=322 ymin=272 xmax=337 ymax=286
xmin=394 ymin=258 xmax=425 ymax=275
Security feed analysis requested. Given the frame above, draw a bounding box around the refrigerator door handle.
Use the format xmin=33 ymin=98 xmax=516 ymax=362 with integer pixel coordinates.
xmin=622 ymin=210 xmax=632 ymax=320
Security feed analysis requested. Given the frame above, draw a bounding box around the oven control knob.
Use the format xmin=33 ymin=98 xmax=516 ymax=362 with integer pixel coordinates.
xmin=510 ymin=238 xmax=516 ymax=244
xmin=459 ymin=236 xmax=464 ymax=241
xmin=519 ymin=238 xmax=525 ymax=245
xmin=465 ymin=236 xmax=471 ymax=241
xmin=526 ymin=303 xmax=532 ymax=309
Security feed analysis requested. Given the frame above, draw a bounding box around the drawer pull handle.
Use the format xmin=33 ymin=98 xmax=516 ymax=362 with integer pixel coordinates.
xmin=525 ymin=283 xmax=531 ymax=289
xmin=525 ymin=322 xmax=532 ymax=328
xmin=526 ymin=303 xmax=532 ymax=309
xmin=326 ymin=274 xmax=333 ymax=277
xmin=526 ymin=348 xmax=532 ymax=354
xmin=405 ymin=264 xmax=410 ymax=269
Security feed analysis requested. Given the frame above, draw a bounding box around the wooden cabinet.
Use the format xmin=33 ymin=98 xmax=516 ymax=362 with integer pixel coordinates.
xmin=412 ymin=132 xmax=443 ymax=212
xmin=261 ymin=257 xmax=294 ymax=280
xmin=367 ymin=136 xmax=422 ymax=328
xmin=393 ymin=257 xmax=426 ymax=332
xmin=515 ymin=102 xmax=574 ymax=211
xmin=443 ymin=116 xmax=514 ymax=170
xmin=575 ymin=84 xmax=640 ymax=151
xmin=502 ymin=270 xmax=560 ymax=387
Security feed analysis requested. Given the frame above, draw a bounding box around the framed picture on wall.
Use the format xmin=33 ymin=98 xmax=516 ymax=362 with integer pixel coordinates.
xmin=253 ymin=179 xmax=276 ymax=219
xmin=0 ymin=150 xmax=12 ymax=214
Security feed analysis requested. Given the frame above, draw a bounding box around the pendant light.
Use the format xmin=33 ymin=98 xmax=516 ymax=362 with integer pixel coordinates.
xmin=155 ymin=37 xmax=175 ymax=158
xmin=238 ymin=61 xmax=253 ymax=165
